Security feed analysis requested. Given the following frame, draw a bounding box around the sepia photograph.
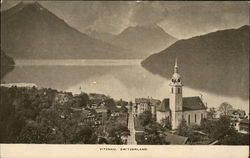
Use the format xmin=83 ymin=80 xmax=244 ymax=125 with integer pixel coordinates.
xmin=0 ymin=0 xmax=249 ymax=157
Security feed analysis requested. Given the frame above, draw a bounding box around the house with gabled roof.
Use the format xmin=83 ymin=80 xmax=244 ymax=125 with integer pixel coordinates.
xmin=156 ymin=59 xmax=207 ymax=129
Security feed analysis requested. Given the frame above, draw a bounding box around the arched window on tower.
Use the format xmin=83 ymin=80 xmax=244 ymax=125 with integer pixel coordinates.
xmin=188 ymin=115 xmax=190 ymax=124
xmin=195 ymin=114 xmax=197 ymax=123
xmin=171 ymin=88 xmax=173 ymax=93
xmin=178 ymin=88 xmax=181 ymax=94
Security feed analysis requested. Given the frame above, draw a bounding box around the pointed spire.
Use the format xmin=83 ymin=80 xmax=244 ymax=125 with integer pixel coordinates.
xmin=174 ymin=57 xmax=178 ymax=73
xmin=175 ymin=57 xmax=178 ymax=67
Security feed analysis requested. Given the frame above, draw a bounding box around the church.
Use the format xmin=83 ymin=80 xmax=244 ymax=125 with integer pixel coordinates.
xmin=156 ymin=59 xmax=207 ymax=129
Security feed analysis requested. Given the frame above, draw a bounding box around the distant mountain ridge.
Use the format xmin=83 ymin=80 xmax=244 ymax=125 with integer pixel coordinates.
xmin=1 ymin=2 xmax=140 ymax=59
xmin=86 ymin=25 xmax=177 ymax=58
xmin=142 ymin=25 xmax=249 ymax=100
xmin=0 ymin=49 xmax=14 ymax=66
xmin=86 ymin=29 xmax=116 ymax=44
xmin=0 ymin=49 xmax=15 ymax=79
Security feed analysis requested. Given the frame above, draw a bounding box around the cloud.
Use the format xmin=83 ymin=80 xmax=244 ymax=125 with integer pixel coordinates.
xmin=129 ymin=1 xmax=168 ymax=26
xmin=159 ymin=1 xmax=249 ymax=38
xmin=2 ymin=1 xmax=249 ymax=38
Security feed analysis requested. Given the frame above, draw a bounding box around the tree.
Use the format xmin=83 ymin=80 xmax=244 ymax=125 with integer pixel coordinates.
xmin=160 ymin=117 xmax=172 ymax=130
xmin=199 ymin=115 xmax=245 ymax=145
xmin=75 ymin=93 xmax=89 ymax=107
xmin=117 ymin=99 xmax=128 ymax=107
xmin=200 ymin=118 xmax=215 ymax=134
xmin=5 ymin=114 xmax=26 ymax=143
xmin=139 ymin=110 xmax=152 ymax=126
xmin=219 ymin=133 xmax=249 ymax=145
xmin=37 ymin=103 xmax=80 ymax=143
xmin=17 ymin=122 xmax=55 ymax=143
xmin=207 ymin=107 xmax=216 ymax=119
xmin=138 ymin=122 xmax=167 ymax=145
xmin=211 ymin=115 xmax=236 ymax=140
xmin=176 ymin=119 xmax=190 ymax=136
xmin=218 ymin=102 xmax=233 ymax=116
xmin=176 ymin=119 xmax=203 ymax=143
xmin=72 ymin=126 xmax=97 ymax=144
xmin=120 ymin=104 xmax=128 ymax=113
xmin=106 ymin=122 xmax=130 ymax=144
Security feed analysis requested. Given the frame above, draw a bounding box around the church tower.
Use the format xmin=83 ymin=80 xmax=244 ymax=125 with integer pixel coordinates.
xmin=169 ymin=58 xmax=183 ymax=129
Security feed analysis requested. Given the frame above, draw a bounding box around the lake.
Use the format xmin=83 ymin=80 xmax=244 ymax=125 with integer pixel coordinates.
xmin=1 ymin=59 xmax=249 ymax=112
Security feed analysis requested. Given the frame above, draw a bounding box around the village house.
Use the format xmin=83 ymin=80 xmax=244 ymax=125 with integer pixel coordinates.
xmin=54 ymin=92 xmax=72 ymax=104
xmin=71 ymin=106 xmax=109 ymax=127
xmin=71 ymin=107 xmax=96 ymax=126
xmin=95 ymin=104 xmax=108 ymax=126
xmin=239 ymin=118 xmax=249 ymax=134
xmin=156 ymin=59 xmax=207 ymax=129
xmin=134 ymin=97 xmax=160 ymax=118
xmin=227 ymin=109 xmax=246 ymax=132
xmin=88 ymin=93 xmax=110 ymax=108
xmin=228 ymin=109 xmax=246 ymax=120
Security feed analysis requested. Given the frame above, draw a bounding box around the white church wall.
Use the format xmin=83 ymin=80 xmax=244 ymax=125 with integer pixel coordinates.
xmin=183 ymin=110 xmax=207 ymax=125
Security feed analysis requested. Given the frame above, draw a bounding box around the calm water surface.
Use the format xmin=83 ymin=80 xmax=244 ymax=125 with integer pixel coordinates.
xmin=2 ymin=60 xmax=249 ymax=112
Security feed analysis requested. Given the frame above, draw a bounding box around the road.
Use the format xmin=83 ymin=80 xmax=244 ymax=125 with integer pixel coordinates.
xmin=127 ymin=110 xmax=137 ymax=145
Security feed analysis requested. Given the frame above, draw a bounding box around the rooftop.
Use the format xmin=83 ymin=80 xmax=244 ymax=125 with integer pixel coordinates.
xmin=156 ymin=98 xmax=170 ymax=112
xmin=95 ymin=108 xmax=107 ymax=113
xmin=135 ymin=98 xmax=161 ymax=106
xmin=135 ymin=98 xmax=149 ymax=104
xmin=240 ymin=118 xmax=249 ymax=124
xmin=164 ymin=132 xmax=188 ymax=144
xmin=228 ymin=109 xmax=246 ymax=118
xmin=156 ymin=96 xmax=207 ymax=112
xmin=183 ymin=97 xmax=207 ymax=111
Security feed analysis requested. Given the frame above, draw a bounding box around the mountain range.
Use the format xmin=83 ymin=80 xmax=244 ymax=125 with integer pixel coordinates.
xmin=1 ymin=2 xmax=140 ymax=59
xmin=87 ymin=25 xmax=177 ymax=58
xmin=142 ymin=25 xmax=249 ymax=100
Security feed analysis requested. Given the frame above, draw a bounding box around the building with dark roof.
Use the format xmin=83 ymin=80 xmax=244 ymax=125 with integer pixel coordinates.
xmin=228 ymin=109 xmax=246 ymax=120
xmin=239 ymin=118 xmax=249 ymax=133
xmin=163 ymin=132 xmax=188 ymax=144
xmin=156 ymin=59 xmax=207 ymax=129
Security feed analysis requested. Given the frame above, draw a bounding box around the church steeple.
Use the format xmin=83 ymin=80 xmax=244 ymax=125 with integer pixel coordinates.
xmin=170 ymin=58 xmax=182 ymax=85
xmin=174 ymin=58 xmax=178 ymax=73
xmin=169 ymin=57 xmax=183 ymax=129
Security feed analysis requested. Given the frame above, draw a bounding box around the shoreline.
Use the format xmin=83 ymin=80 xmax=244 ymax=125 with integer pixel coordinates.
xmin=14 ymin=59 xmax=143 ymax=66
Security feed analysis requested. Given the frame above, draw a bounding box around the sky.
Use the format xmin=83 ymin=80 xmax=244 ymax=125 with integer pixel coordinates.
xmin=1 ymin=0 xmax=249 ymax=39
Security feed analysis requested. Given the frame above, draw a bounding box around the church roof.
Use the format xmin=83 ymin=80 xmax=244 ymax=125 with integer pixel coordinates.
xmin=182 ymin=97 xmax=207 ymax=111
xmin=156 ymin=96 xmax=206 ymax=112
xmin=156 ymin=98 xmax=170 ymax=112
